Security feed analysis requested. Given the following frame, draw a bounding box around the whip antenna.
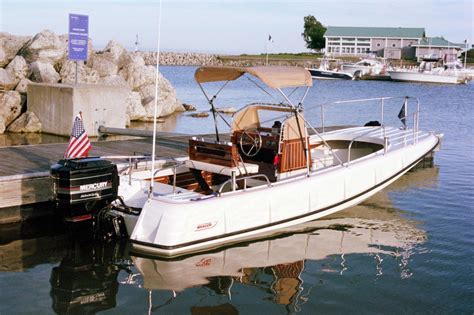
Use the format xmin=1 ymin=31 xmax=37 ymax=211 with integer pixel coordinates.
xmin=150 ymin=0 xmax=162 ymax=198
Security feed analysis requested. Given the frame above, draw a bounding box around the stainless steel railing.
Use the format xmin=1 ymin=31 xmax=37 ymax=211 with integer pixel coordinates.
xmin=217 ymin=174 xmax=271 ymax=195
xmin=311 ymin=96 xmax=421 ymax=167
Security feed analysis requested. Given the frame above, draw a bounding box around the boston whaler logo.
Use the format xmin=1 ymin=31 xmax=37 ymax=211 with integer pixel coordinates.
xmin=80 ymin=181 xmax=108 ymax=192
xmin=195 ymin=221 xmax=217 ymax=232
xmin=195 ymin=257 xmax=212 ymax=267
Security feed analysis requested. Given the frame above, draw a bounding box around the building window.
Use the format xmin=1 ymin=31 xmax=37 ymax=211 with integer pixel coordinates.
xmin=392 ymin=43 xmax=396 ymax=47
xmin=377 ymin=43 xmax=381 ymax=47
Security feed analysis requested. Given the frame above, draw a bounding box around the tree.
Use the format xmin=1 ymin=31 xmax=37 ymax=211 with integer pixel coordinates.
xmin=301 ymin=15 xmax=326 ymax=51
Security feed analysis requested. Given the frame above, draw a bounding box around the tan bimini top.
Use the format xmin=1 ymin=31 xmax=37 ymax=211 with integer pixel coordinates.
xmin=194 ymin=66 xmax=313 ymax=89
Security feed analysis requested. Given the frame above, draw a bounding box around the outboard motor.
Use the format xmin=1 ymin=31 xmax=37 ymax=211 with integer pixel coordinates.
xmin=50 ymin=157 xmax=119 ymax=222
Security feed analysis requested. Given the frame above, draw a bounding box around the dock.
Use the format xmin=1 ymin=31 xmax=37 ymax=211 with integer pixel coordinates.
xmin=0 ymin=134 xmax=195 ymax=223
xmin=0 ymin=126 xmax=349 ymax=223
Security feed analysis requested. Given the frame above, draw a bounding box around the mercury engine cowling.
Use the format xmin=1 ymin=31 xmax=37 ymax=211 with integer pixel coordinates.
xmin=50 ymin=157 xmax=119 ymax=222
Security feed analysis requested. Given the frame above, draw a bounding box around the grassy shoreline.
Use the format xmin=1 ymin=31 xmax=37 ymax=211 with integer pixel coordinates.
xmin=216 ymin=53 xmax=422 ymax=67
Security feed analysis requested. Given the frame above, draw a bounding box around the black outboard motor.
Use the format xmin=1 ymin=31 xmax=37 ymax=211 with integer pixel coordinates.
xmin=50 ymin=157 xmax=119 ymax=222
xmin=50 ymin=240 xmax=126 ymax=314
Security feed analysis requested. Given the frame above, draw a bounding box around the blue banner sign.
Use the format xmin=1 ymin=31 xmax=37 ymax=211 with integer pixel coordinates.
xmin=68 ymin=13 xmax=89 ymax=61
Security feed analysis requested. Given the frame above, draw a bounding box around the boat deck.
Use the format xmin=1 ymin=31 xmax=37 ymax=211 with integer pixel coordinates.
xmin=319 ymin=126 xmax=432 ymax=149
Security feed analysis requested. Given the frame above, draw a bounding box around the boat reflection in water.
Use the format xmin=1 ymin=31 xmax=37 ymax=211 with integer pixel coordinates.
xmin=132 ymin=164 xmax=438 ymax=310
xmin=49 ymin=240 xmax=128 ymax=315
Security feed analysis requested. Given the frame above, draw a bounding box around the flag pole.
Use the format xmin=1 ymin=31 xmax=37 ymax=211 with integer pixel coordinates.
xmin=265 ymin=41 xmax=268 ymax=66
xmin=464 ymin=40 xmax=468 ymax=69
xmin=150 ymin=0 xmax=162 ymax=198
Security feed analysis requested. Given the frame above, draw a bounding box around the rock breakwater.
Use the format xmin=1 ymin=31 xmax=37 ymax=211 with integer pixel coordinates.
xmin=0 ymin=30 xmax=185 ymax=135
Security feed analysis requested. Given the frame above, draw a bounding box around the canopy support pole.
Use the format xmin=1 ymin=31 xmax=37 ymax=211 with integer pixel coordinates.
xmin=197 ymin=81 xmax=231 ymax=142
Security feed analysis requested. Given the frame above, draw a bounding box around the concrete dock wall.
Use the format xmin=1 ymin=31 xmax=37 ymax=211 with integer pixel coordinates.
xmin=28 ymin=83 xmax=129 ymax=137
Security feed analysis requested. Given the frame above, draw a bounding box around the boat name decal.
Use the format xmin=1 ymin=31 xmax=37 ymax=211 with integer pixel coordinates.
xmin=80 ymin=181 xmax=108 ymax=191
xmin=195 ymin=221 xmax=217 ymax=231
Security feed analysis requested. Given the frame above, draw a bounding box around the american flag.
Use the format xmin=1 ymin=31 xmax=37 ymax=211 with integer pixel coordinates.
xmin=64 ymin=113 xmax=91 ymax=158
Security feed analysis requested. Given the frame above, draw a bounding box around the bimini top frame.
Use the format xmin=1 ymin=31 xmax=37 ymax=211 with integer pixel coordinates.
xmin=194 ymin=66 xmax=313 ymax=142
xmin=195 ymin=66 xmax=313 ymax=89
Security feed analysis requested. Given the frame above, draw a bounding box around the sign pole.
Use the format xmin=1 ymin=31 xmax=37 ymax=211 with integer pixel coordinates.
xmin=68 ymin=13 xmax=89 ymax=84
xmin=75 ymin=61 xmax=78 ymax=84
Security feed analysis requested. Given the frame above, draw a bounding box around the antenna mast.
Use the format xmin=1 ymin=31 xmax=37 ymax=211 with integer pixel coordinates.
xmin=149 ymin=0 xmax=162 ymax=198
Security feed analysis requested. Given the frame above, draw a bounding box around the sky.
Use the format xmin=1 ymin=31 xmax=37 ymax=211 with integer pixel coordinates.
xmin=1 ymin=0 xmax=472 ymax=54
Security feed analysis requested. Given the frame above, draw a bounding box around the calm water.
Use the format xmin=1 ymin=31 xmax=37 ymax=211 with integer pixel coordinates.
xmin=0 ymin=66 xmax=473 ymax=314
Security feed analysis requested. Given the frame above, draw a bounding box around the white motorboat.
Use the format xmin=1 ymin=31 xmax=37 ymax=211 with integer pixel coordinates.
xmin=342 ymin=58 xmax=390 ymax=78
xmin=110 ymin=66 xmax=440 ymax=258
xmin=306 ymin=58 xmax=353 ymax=80
xmin=132 ymin=163 xmax=440 ymax=292
xmin=389 ymin=58 xmax=468 ymax=84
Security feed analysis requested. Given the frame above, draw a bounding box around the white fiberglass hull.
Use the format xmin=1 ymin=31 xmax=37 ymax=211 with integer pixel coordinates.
xmin=389 ymin=70 xmax=465 ymax=84
xmin=128 ymin=132 xmax=439 ymax=257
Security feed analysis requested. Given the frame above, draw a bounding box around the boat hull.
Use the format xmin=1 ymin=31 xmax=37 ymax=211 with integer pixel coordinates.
xmin=307 ymin=69 xmax=353 ymax=80
xmin=129 ymin=133 xmax=439 ymax=257
xmin=389 ymin=71 xmax=465 ymax=84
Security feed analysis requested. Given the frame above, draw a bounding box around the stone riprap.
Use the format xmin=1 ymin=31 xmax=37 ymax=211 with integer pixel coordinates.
xmin=0 ymin=30 xmax=185 ymax=135
xmin=139 ymin=52 xmax=224 ymax=66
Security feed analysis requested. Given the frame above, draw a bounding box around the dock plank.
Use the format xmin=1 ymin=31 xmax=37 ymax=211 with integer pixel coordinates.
xmin=0 ymin=137 xmax=191 ymax=177
xmin=0 ymin=135 xmax=198 ymax=221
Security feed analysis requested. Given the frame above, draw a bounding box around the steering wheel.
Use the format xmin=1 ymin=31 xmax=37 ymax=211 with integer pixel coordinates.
xmin=239 ymin=128 xmax=262 ymax=157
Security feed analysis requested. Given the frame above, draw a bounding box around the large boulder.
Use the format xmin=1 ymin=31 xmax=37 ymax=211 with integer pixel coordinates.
xmin=100 ymin=74 xmax=128 ymax=86
xmin=90 ymin=54 xmax=118 ymax=77
xmin=15 ymin=78 xmax=32 ymax=94
xmin=0 ymin=91 xmax=22 ymax=133
xmin=0 ymin=69 xmax=17 ymax=90
xmin=138 ymin=84 xmax=156 ymax=110
xmin=157 ymin=75 xmax=185 ymax=116
xmin=30 ymin=61 xmax=60 ymax=83
xmin=100 ymin=40 xmax=131 ymax=69
xmin=119 ymin=54 xmax=154 ymax=90
xmin=0 ymin=33 xmax=31 ymax=67
xmin=0 ymin=49 xmax=6 ymax=68
xmin=59 ymin=60 xmax=99 ymax=84
xmin=126 ymin=91 xmax=146 ymax=121
xmin=5 ymin=56 xmax=29 ymax=82
xmin=140 ymin=74 xmax=184 ymax=118
xmin=7 ymin=111 xmax=42 ymax=133
xmin=19 ymin=30 xmax=65 ymax=64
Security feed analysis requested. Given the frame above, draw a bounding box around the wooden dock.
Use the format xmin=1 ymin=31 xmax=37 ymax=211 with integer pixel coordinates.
xmin=0 ymin=126 xmax=344 ymax=223
xmin=0 ymin=134 xmax=195 ymax=223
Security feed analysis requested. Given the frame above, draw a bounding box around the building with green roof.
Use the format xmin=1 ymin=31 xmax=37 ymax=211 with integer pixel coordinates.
xmin=411 ymin=37 xmax=464 ymax=61
xmin=323 ymin=26 xmax=426 ymax=59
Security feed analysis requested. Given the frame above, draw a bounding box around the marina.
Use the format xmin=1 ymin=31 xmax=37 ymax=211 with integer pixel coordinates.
xmin=1 ymin=66 xmax=473 ymax=313
xmin=1 ymin=0 xmax=473 ymax=312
